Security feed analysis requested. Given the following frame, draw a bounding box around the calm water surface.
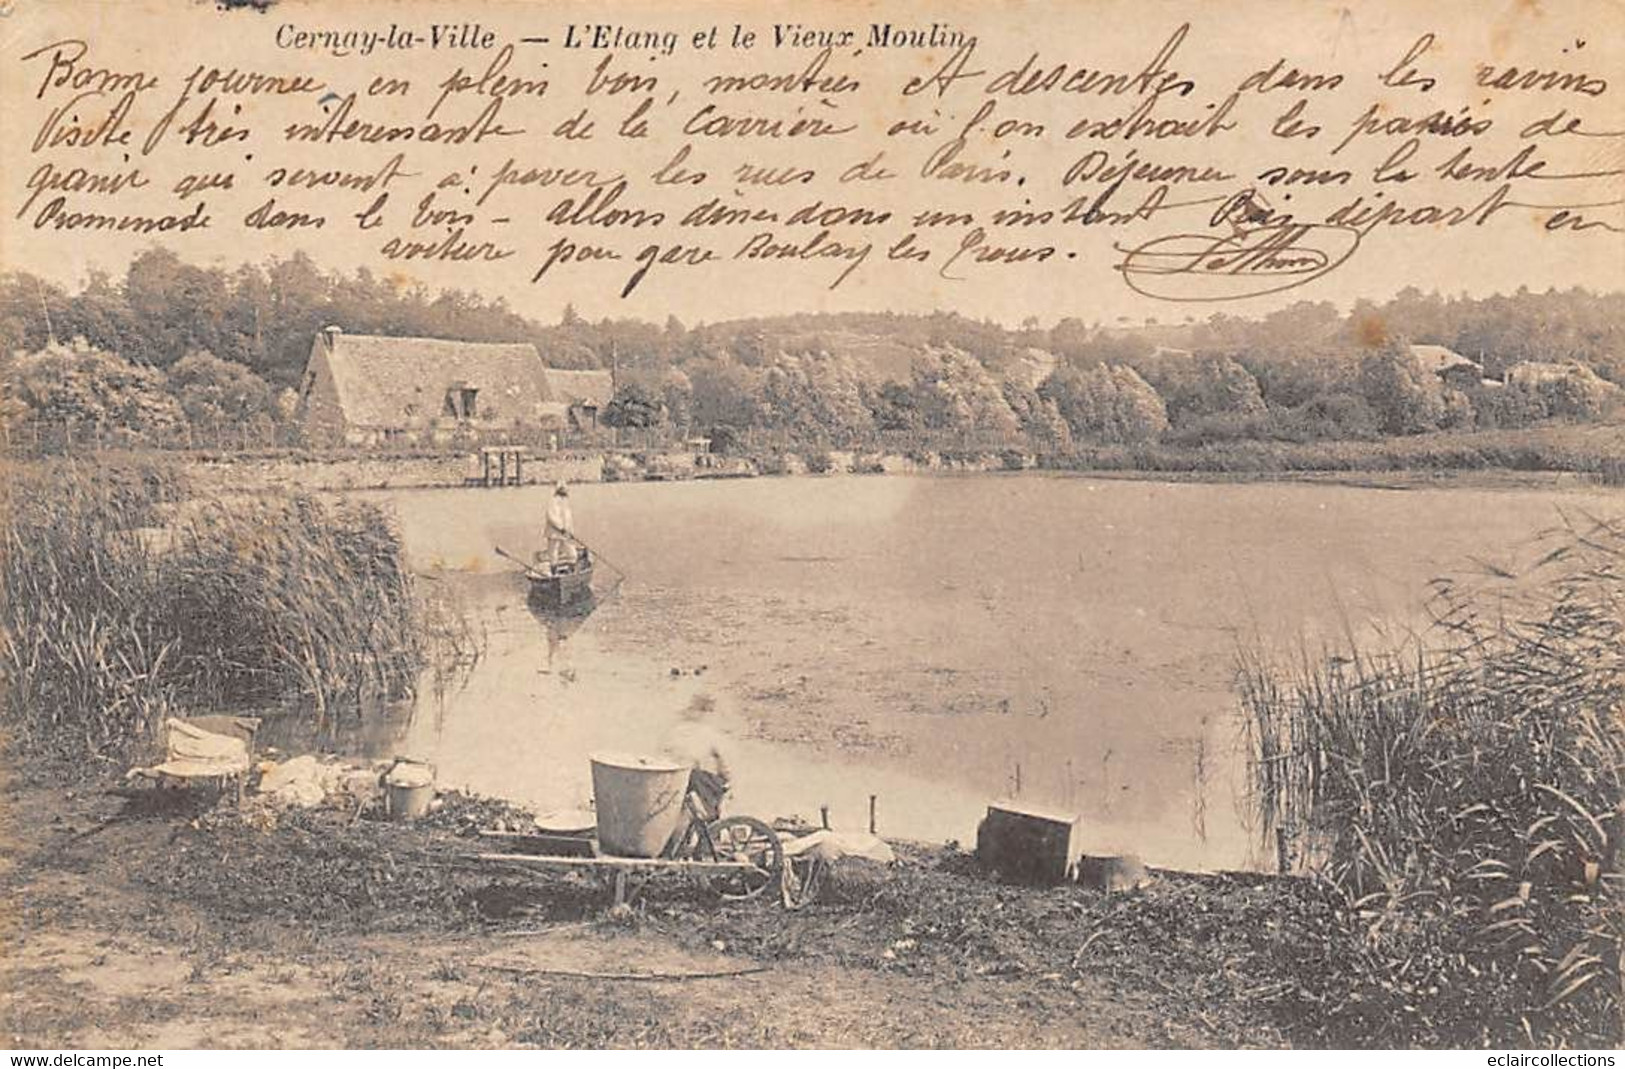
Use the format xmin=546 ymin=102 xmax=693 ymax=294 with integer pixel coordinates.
xmin=360 ymin=473 xmax=1619 ymax=871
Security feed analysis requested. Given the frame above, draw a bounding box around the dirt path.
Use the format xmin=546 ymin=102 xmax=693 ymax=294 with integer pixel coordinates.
xmin=4 ymin=920 xmax=1173 ymax=1048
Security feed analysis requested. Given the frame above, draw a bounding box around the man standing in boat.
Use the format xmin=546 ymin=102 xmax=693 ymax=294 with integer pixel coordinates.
xmin=542 ymin=481 xmax=576 ymax=571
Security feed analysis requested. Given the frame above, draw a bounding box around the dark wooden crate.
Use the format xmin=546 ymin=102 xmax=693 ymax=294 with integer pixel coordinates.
xmin=975 ymin=802 xmax=1081 ymax=885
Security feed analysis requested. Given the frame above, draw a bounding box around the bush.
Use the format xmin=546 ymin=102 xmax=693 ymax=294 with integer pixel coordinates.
xmin=1163 ymin=411 xmax=1278 ymax=447
xmin=603 ymin=382 xmax=666 ymax=429
xmin=1358 ymin=339 xmax=1448 ymax=435
xmin=1471 ymin=384 xmax=1549 ymax=429
xmin=755 ymin=451 xmax=793 ymax=476
xmin=1536 ymin=364 xmax=1619 ymax=420
xmin=930 ymin=449 xmax=993 ymax=469
xmin=804 ymin=450 xmax=835 ymax=474
xmin=1153 ymin=354 xmax=1267 ymax=426
xmin=706 ymin=424 xmax=743 ymax=456
xmin=1040 ymin=363 xmax=1169 ymax=445
xmin=1293 ymin=391 xmax=1381 ymax=440
xmin=6 ymin=339 xmax=185 ymax=446
xmin=168 ymin=350 xmax=275 ymax=429
xmin=1239 ymin=518 xmax=1625 ymax=1047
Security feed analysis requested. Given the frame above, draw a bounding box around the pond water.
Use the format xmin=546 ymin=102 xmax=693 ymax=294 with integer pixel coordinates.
xmin=358 ymin=472 xmax=1619 ymax=871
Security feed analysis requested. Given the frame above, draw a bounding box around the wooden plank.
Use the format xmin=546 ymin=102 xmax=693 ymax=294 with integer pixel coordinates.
xmin=479 ymin=830 xmax=595 ymax=858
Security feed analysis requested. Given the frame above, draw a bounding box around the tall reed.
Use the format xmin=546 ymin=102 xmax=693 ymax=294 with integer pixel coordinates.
xmin=1239 ymin=515 xmax=1624 ymax=1046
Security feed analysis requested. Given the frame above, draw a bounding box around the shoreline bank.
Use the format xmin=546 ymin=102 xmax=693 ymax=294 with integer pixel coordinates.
xmin=172 ymin=444 xmax=1623 ymax=498
xmin=0 ymin=774 xmax=1332 ymax=1049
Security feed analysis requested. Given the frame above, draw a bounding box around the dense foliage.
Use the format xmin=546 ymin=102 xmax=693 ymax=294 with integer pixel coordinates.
xmin=2 ymin=256 xmax=1621 ymax=452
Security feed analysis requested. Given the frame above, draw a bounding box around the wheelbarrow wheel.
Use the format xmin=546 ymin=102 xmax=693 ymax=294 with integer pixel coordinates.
xmin=706 ymin=816 xmax=783 ymax=901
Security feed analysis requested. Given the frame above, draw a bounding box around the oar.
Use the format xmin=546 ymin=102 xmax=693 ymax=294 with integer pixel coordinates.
xmin=493 ymin=545 xmax=546 ymax=578
xmin=497 ymin=540 xmax=626 ymax=586
xmin=497 ymin=538 xmax=628 ymax=590
xmin=567 ymin=532 xmax=629 ymax=582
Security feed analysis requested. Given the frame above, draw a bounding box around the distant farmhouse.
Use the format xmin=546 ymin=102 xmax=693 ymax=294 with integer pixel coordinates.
xmin=1409 ymin=344 xmax=1489 ymax=389
xmin=1504 ymin=360 xmax=1589 ymax=388
xmin=1502 ymin=359 xmax=1622 ymax=403
xmin=298 ymin=327 xmax=613 ymax=447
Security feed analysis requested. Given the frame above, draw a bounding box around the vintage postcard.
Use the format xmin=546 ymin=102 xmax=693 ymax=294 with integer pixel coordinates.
xmin=1 ymin=0 xmax=1621 ymax=1052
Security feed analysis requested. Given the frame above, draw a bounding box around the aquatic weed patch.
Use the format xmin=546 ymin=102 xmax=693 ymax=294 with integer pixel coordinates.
xmin=0 ymin=458 xmax=431 ymax=759
xmin=1241 ymin=514 xmax=1625 ymax=1047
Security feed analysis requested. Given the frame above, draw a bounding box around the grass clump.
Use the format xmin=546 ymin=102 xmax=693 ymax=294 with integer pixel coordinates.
xmin=754 ymin=452 xmax=794 ymax=476
xmin=1 ymin=457 xmax=428 ymax=760
xmin=1041 ymin=424 xmax=1625 ymax=480
xmin=1240 ymin=515 xmax=1625 ymax=1047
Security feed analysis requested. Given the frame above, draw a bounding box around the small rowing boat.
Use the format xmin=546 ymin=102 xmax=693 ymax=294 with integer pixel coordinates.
xmin=528 ymin=548 xmax=595 ymax=610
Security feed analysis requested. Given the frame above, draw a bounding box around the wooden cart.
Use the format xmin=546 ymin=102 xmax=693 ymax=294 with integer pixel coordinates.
xmin=475 ymin=802 xmax=786 ymax=908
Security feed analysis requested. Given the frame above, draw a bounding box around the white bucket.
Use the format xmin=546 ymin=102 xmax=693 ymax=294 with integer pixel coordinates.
xmin=384 ymin=759 xmax=436 ymax=821
xmin=590 ymin=753 xmax=690 ymax=858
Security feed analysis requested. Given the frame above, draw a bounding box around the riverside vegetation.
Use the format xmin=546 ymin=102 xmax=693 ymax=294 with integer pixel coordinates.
xmin=1241 ymin=516 xmax=1625 ymax=1047
xmin=1 ymin=453 xmax=1619 ymax=1047
xmin=0 ymin=454 xmax=475 ymax=761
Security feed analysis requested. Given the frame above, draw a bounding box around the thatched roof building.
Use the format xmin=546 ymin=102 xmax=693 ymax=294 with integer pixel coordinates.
xmin=298 ymin=327 xmax=612 ymax=446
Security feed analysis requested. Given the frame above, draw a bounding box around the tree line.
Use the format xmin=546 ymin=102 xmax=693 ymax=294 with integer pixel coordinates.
xmin=2 ymin=250 xmax=1620 ymax=451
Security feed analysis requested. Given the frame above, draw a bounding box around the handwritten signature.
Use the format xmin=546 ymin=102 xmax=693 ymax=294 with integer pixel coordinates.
xmin=1114 ymin=221 xmax=1361 ymax=302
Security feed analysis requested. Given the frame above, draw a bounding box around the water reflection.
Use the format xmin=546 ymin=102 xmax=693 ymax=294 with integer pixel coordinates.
xmin=372 ymin=546 xmax=1244 ymax=872
xmin=526 ymin=587 xmax=598 ymax=669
